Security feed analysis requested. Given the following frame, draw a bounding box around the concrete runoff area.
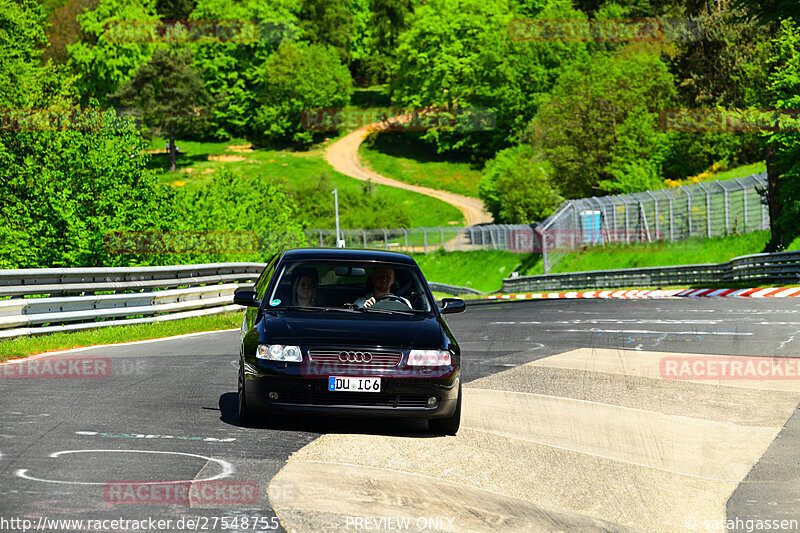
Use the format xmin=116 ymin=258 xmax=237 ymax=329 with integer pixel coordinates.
xmin=268 ymin=348 xmax=800 ymax=532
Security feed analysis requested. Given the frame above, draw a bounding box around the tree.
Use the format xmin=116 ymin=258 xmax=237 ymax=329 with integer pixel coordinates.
xmin=114 ymin=47 xmax=212 ymax=170
xmin=298 ymin=0 xmax=354 ymax=63
xmin=253 ymin=42 xmax=352 ymax=146
xmin=525 ymin=48 xmax=676 ymax=197
xmin=732 ymin=1 xmax=800 ymax=249
xmin=391 ymin=0 xmax=589 ymax=158
xmin=759 ymin=20 xmax=800 ymax=249
xmin=187 ymin=0 xmax=300 ymax=138
xmin=364 ymin=0 xmax=414 ymax=83
xmin=67 ymin=0 xmax=161 ymax=106
xmin=479 ymin=144 xmax=563 ymax=223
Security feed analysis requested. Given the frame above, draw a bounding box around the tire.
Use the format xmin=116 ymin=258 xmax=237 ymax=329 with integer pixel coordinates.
xmin=429 ymin=383 xmax=461 ymax=436
xmin=238 ymin=362 xmax=253 ymax=427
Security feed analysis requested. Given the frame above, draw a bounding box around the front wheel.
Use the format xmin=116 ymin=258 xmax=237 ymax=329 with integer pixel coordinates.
xmin=429 ymin=383 xmax=461 ymax=435
xmin=238 ymin=362 xmax=253 ymax=427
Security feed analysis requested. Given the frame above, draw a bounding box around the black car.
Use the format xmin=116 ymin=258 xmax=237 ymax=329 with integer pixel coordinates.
xmin=233 ymin=248 xmax=466 ymax=434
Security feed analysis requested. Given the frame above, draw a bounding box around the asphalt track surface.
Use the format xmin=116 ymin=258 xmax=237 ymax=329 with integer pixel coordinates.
xmin=2 ymin=298 xmax=800 ymax=532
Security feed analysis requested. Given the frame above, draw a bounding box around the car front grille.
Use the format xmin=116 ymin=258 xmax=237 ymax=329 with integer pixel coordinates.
xmin=307 ymin=348 xmax=403 ymax=369
xmin=273 ymin=390 xmax=431 ymax=408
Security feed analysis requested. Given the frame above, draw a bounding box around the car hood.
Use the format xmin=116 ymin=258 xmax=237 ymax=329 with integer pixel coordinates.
xmin=260 ymin=312 xmax=444 ymax=348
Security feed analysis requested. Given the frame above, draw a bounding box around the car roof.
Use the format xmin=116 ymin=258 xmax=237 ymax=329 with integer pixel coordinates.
xmin=280 ymin=248 xmax=418 ymax=266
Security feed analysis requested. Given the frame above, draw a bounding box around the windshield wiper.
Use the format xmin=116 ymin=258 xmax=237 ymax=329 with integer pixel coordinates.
xmin=283 ymin=305 xmax=361 ymax=314
xmin=359 ymin=307 xmax=416 ymax=316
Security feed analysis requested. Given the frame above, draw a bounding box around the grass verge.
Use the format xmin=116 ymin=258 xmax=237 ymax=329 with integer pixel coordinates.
xmin=0 ymin=312 xmax=244 ymax=362
xmin=359 ymin=135 xmax=483 ymax=198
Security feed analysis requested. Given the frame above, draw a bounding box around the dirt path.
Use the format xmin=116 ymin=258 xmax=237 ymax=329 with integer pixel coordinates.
xmin=324 ymin=125 xmax=493 ymax=226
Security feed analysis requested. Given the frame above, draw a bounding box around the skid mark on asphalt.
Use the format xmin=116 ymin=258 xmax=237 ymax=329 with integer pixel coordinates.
xmin=267 ymin=349 xmax=800 ymax=532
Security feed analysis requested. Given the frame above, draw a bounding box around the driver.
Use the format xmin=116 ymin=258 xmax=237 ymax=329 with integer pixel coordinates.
xmin=354 ymin=267 xmax=395 ymax=308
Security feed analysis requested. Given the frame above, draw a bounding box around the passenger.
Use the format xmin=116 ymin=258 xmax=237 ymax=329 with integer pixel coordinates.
xmin=291 ymin=267 xmax=318 ymax=306
xmin=354 ymin=267 xmax=395 ymax=308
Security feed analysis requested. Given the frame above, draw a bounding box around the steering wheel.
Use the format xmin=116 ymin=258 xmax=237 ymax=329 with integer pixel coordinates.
xmin=375 ymin=294 xmax=413 ymax=309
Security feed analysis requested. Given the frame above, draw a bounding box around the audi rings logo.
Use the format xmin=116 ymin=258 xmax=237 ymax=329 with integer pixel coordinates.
xmin=339 ymin=351 xmax=372 ymax=363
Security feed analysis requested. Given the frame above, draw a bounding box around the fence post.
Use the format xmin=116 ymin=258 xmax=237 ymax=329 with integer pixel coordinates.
xmin=624 ymin=199 xmax=631 ymax=243
xmin=716 ymin=181 xmax=729 ymax=234
xmin=482 ymin=228 xmax=488 ymax=250
xmin=423 ymin=228 xmax=428 ymax=253
xmin=536 ymin=226 xmax=548 ymax=274
xmin=698 ymin=182 xmax=712 ymax=238
xmin=469 ymin=227 xmax=475 ymax=251
xmin=680 ymin=186 xmax=693 ymax=237
xmin=456 ymin=227 xmax=461 ymax=251
xmin=611 ymin=197 xmax=618 ymax=242
xmin=317 ymin=229 xmax=323 ymax=247
xmin=360 ymin=229 xmax=367 ymax=249
xmin=639 ymin=200 xmax=651 ymax=242
xmin=646 ymin=191 xmax=659 ymax=239
xmin=668 ymin=194 xmax=674 ymax=241
xmin=401 ymin=228 xmax=408 ymax=251
xmin=381 ymin=228 xmax=388 ymax=249
xmin=438 ymin=226 xmax=444 ymax=250
xmin=490 ymin=227 xmax=497 ymax=249
xmin=735 ymin=178 xmax=748 ymax=232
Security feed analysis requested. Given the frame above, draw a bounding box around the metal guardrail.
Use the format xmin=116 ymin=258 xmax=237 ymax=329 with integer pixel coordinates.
xmin=0 ymin=263 xmax=266 ymax=339
xmin=501 ymin=251 xmax=800 ymax=293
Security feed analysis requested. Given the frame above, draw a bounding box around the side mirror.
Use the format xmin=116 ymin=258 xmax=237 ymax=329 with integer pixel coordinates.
xmin=233 ymin=289 xmax=260 ymax=308
xmin=439 ymin=298 xmax=466 ymax=314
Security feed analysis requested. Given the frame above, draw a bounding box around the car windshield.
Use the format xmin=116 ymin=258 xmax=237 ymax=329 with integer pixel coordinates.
xmin=266 ymin=261 xmax=434 ymax=313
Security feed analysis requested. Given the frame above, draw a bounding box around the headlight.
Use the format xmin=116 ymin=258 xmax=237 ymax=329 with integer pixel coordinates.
xmin=407 ymin=349 xmax=451 ymax=366
xmin=257 ymin=344 xmax=303 ymax=362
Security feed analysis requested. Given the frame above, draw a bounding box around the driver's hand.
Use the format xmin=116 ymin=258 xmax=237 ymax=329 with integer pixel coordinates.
xmin=364 ymin=297 xmax=376 ymax=308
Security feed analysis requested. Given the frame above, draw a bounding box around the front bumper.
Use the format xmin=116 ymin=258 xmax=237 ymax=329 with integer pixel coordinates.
xmin=243 ymin=359 xmax=460 ymax=419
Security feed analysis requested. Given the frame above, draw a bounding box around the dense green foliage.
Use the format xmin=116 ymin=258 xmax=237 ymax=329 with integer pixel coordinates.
xmin=478 ymin=145 xmax=563 ymax=223
xmin=253 ymin=42 xmax=352 ymax=146
xmin=5 ymin=0 xmax=800 ymax=268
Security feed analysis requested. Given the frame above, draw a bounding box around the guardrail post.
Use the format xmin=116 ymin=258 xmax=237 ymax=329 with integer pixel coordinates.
xmin=360 ymin=229 xmax=367 ymax=249
xmin=401 ymin=228 xmax=408 ymax=251
xmin=423 ymin=228 xmax=428 ymax=253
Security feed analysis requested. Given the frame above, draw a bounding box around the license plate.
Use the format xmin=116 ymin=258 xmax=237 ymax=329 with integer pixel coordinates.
xmin=328 ymin=376 xmax=381 ymax=392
